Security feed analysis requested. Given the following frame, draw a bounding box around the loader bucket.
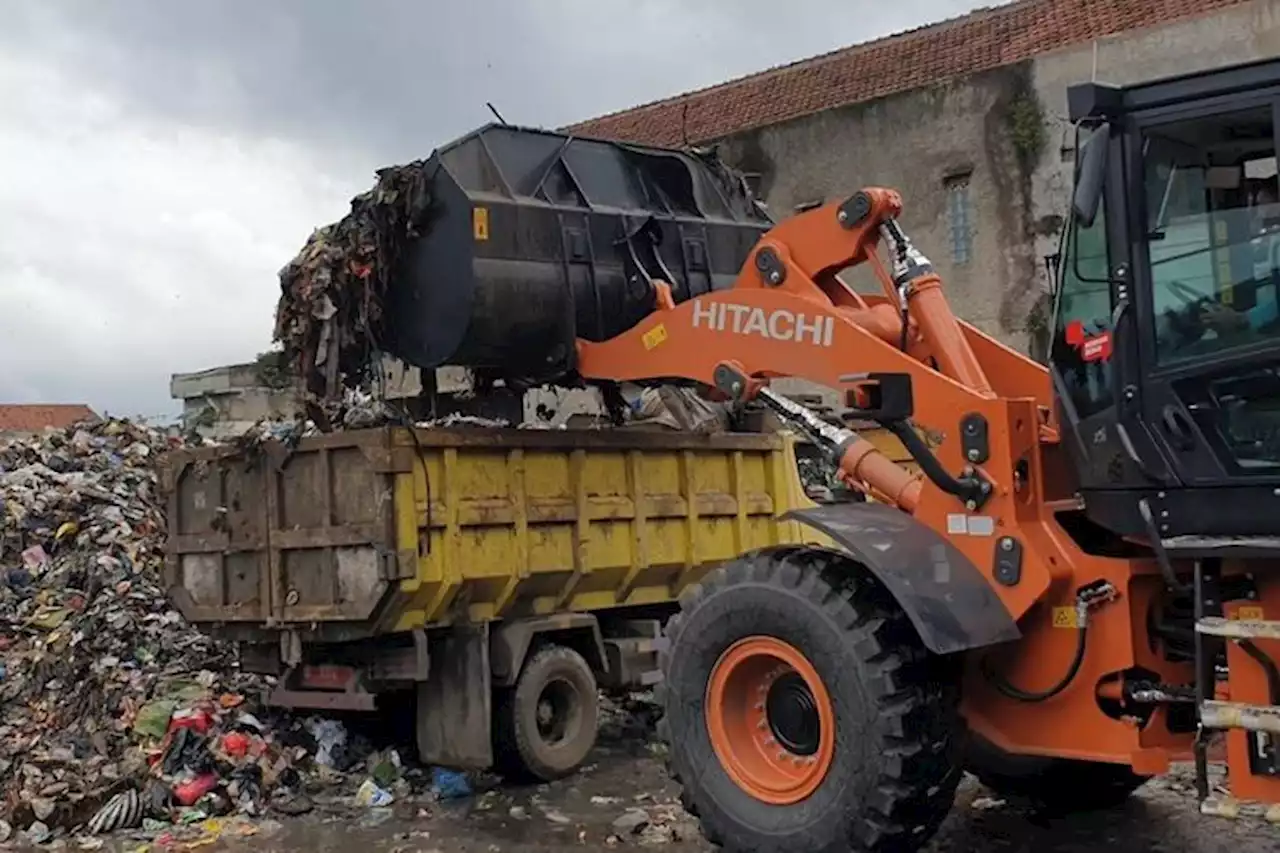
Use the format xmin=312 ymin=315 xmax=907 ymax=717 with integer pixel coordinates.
xmin=382 ymin=123 xmax=772 ymax=380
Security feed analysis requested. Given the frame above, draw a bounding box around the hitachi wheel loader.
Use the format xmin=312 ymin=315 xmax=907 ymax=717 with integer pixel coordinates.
xmin=336 ymin=56 xmax=1280 ymax=853
xmin=554 ymin=58 xmax=1280 ymax=851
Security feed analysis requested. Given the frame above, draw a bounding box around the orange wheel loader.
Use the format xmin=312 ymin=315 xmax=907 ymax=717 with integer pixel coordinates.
xmin=563 ymin=58 xmax=1280 ymax=851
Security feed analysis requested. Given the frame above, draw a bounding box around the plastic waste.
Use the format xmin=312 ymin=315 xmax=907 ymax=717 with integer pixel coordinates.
xmin=87 ymin=789 xmax=143 ymax=835
xmin=355 ymin=778 xmax=395 ymax=807
xmin=431 ymin=767 xmax=473 ymax=800
xmin=304 ymin=717 xmax=348 ymax=768
xmin=221 ymin=731 xmax=251 ymax=758
xmin=173 ymin=772 xmax=220 ymax=807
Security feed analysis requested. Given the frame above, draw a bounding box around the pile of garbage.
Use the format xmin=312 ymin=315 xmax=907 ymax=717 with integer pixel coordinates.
xmin=0 ymin=417 xmax=479 ymax=846
xmin=273 ymin=160 xmax=434 ymax=403
xmin=0 ymin=419 xmax=245 ymax=837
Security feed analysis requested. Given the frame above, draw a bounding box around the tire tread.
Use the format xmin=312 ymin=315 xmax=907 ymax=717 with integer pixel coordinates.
xmin=657 ymin=548 xmax=963 ymax=853
xmin=493 ymin=644 xmax=598 ymax=783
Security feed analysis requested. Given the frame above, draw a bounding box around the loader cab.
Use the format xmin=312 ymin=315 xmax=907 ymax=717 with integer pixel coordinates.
xmin=1054 ymin=58 xmax=1280 ymax=547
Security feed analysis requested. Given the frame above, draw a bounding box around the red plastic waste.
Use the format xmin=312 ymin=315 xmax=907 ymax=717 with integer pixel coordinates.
xmin=168 ymin=707 xmax=214 ymax=735
xmin=172 ymin=772 xmax=219 ymax=807
xmin=222 ymin=731 xmax=251 ymax=758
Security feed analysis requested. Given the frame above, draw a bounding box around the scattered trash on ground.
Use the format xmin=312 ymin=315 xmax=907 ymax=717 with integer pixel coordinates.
xmin=969 ymin=795 xmax=1008 ymax=811
xmin=612 ymin=808 xmax=649 ymax=835
xmin=432 ymin=767 xmax=473 ymax=801
xmin=0 ymin=418 xmax=256 ymax=834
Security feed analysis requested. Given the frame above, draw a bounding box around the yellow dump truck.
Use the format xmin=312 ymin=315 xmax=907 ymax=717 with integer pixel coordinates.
xmin=162 ymin=424 xmax=908 ymax=780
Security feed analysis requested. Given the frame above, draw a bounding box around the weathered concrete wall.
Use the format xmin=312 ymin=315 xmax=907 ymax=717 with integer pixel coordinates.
xmin=713 ymin=63 xmax=1044 ymax=407
xmin=716 ymin=63 xmax=1043 ymax=347
xmin=707 ymin=0 xmax=1280 ymax=409
xmin=170 ymin=364 xmax=302 ymax=438
xmin=1030 ymin=0 xmax=1280 ymax=304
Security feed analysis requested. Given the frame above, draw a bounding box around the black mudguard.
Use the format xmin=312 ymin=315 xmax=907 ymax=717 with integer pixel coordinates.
xmin=785 ymin=502 xmax=1021 ymax=655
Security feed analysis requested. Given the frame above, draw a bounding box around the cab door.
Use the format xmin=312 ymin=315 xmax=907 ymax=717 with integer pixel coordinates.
xmin=1049 ymin=124 xmax=1173 ymax=499
xmin=1132 ymin=99 xmax=1280 ymax=478
xmin=1126 ymin=94 xmax=1280 ymax=536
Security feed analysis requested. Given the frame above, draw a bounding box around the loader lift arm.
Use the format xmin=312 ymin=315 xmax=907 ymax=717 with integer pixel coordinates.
xmin=573 ymin=183 xmax=1066 ymax=656
xmin=575 ymin=187 xmax=1037 ymax=516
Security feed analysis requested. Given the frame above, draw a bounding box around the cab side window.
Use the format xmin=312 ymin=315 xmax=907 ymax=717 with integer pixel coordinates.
xmin=1052 ymin=196 xmax=1114 ymax=419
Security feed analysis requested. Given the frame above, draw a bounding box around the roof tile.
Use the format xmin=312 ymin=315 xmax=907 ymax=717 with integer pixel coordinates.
xmin=565 ymin=0 xmax=1252 ymax=146
xmin=0 ymin=404 xmax=100 ymax=433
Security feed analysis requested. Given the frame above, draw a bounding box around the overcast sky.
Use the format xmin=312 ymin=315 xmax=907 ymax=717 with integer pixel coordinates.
xmin=0 ymin=0 xmax=1010 ymax=419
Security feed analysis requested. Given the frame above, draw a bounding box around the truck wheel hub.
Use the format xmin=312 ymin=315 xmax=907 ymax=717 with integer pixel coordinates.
xmin=535 ymin=679 xmax=577 ymax=745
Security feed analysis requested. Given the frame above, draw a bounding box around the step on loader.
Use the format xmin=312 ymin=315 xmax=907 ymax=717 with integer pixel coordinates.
xmin=560 ymin=57 xmax=1280 ymax=851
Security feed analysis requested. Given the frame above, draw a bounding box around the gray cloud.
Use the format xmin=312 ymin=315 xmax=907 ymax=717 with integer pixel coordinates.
xmin=0 ymin=0 xmax=1006 ymax=418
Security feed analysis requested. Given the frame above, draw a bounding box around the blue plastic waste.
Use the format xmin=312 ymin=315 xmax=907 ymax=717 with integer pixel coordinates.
xmin=431 ymin=767 xmax=472 ymax=800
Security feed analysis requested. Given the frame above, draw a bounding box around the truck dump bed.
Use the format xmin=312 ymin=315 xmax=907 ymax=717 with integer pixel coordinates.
xmin=162 ymin=426 xmax=818 ymax=642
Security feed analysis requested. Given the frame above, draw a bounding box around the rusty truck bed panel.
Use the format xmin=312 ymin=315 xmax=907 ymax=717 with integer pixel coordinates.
xmin=162 ymin=426 xmax=829 ymax=638
xmin=163 ymin=431 xmax=404 ymax=627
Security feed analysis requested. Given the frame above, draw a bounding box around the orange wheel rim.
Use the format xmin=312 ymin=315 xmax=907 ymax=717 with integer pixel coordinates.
xmin=705 ymin=636 xmax=835 ymax=805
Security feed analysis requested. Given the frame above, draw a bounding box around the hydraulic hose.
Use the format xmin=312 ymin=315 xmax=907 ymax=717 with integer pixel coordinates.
xmin=979 ymin=584 xmax=1114 ymax=704
xmin=981 ymin=620 xmax=1088 ymax=703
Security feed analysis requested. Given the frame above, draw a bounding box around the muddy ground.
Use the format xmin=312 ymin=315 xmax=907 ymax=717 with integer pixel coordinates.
xmin=14 ymin=712 xmax=1279 ymax=852
xmin=123 ymin=753 xmax=1280 ymax=853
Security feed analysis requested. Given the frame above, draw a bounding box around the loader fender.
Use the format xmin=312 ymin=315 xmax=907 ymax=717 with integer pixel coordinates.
xmin=784 ymin=502 xmax=1021 ymax=655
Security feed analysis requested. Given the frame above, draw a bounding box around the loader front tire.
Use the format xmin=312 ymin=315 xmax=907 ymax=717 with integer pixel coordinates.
xmin=657 ymin=548 xmax=963 ymax=853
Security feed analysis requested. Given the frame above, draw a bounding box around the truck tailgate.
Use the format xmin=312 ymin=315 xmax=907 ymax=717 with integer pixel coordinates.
xmin=163 ymin=429 xmax=404 ymax=628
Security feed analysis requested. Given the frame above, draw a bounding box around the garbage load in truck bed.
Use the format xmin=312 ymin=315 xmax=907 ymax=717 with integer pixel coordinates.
xmin=160 ymin=425 xmax=831 ymax=779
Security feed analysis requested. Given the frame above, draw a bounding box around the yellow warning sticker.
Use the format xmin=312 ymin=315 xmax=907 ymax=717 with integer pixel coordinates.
xmin=1236 ymin=605 xmax=1265 ymax=621
xmin=473 ymin=206 xmax=490 ymax=241
xmin=1052 ymin=606 xmax=1079 ymax=629
xmin=642 ymin=323 xmax=668 ymax=350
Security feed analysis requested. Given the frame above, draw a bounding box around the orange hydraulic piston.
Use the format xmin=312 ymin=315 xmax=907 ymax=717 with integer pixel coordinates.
xmin=758 ymin=385 xmax=921 ymax=513
xmin=907 ymin=272 xmax=994 ymax=397
xmin=838 ymin=434 xmax=921 ymax=512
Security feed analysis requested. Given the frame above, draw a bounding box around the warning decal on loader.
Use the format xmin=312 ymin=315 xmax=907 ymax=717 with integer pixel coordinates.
xmin=1052 ymin=606 xmax=1079 ymax=629
xmin=642 ymin=324 xmax=668 ymax=350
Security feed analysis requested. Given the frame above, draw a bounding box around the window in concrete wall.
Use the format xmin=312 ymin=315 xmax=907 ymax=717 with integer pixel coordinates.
xmin=944 ymin=173 xmax=973 ymax=264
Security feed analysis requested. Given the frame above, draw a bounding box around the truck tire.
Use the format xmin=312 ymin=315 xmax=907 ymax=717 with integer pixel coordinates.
xmin=494 ymin=644 xmax=599 ymax=782
xmin=658 ymin=548 xmax=963 ymax=853
xmin=967 ymin=736 xmax=1148 ymax=812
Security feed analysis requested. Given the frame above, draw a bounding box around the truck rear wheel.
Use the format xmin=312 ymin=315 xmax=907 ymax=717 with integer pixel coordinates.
xmin=658 ymin=548 xmax=963 ymax=853
xmin=494 ymin=644 xmax=599 ymax=782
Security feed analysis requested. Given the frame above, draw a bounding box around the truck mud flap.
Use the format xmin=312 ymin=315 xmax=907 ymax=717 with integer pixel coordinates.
xmin=785 ymin=503 xmax=1020 ymax=655
xmin=416 ymin=623 xmax=493 ymax=769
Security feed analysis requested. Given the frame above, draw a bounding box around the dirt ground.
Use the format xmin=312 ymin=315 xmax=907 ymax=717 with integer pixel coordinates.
xmin=17 ymin=715 xmax=1279 ymax=852
xmin=179 ymin=753 xmax=1280 ymax=853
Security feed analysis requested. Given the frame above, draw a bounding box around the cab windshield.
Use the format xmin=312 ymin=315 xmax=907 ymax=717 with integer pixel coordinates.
xmin=1143 ymin=106 xmax=1280 ymax=365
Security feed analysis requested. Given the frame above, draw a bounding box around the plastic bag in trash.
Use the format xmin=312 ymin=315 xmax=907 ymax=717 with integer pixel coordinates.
xmin=431 ymin=767 xmax=472 ymax=800
xmin=355 ymin=778 xmax=394 ymax=807
xmin=305 ymin=717 xmax=348 ymax=768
